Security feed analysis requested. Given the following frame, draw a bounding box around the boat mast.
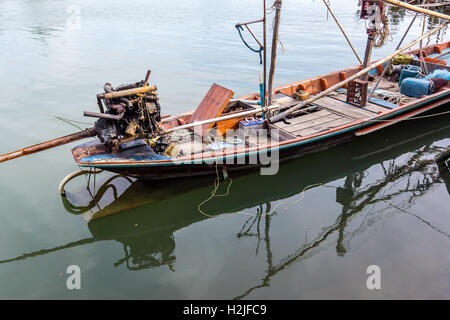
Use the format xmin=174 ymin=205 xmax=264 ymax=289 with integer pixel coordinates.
xmin=360 ymin=1 xmax=382 ymax=80
xmin=360 ymin=35 xmax=375 ymax=81
xmin=268 ymin=0 xmax=282 ymax=106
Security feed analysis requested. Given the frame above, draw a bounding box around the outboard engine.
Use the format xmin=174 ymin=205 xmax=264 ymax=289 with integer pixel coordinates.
xmin=84 ymin=77 xmax=169 ymax=152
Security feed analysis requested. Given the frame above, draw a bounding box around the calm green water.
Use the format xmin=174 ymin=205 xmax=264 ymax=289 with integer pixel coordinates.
xmin=0 ymin=0 xmax=449 ymax=299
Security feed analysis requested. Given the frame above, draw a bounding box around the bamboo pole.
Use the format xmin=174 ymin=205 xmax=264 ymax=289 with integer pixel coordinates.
xmin=417 ymin=2 xmax=450 ymax=8
xmin=163 ymin=104 xmax=281 ymax=133
xmin=268 ymin=22 xmax=448 ymax=124
xmin=322 ymin=0 xmax=363 ymax=65
xmin=268 ymin=0 xmax=282 ymax=105
xmin=245 ymin=25 xmax=263 ymax=48
xmin=0 ymin=127 xmax=97 ymax=163
xmin=382 ymin=0 xmax=450 ymax=20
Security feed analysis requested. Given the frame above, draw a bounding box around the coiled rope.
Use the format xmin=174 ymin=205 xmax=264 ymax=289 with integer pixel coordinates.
xmin=373 ymin=11 xmax=391 ymax=48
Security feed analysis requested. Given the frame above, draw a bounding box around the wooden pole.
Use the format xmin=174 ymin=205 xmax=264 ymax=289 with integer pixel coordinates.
xmin=268 ymin=0 xmax=282 ymax=106
xmin=245 ymin=25 xmax=263 ymax=48
xmin=0 ymin=127 xmax=97 ymax=163
xmin=163 ymin=104 xmax=281 ymax=133
xmin=144 ymin=69 xmax=151 ymax=86
xmin=268 ymin=22 xmax=448 ymax=124
xmin=321 ymin=0 xmax=363 ymax=65
xmin=382 ymin=0 xmax=450 ymax=20
xmin=361 ymin=33 xmax=375 ymax=81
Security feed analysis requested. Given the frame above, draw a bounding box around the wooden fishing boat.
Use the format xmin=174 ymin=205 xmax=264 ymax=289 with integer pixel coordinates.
xmin=61 ymin=107 xmax=450 ymax=221
xmin=70 ymin=41 xmax=450 ymax=179
xmin=1 ymin=0 xmax=449 ymax=185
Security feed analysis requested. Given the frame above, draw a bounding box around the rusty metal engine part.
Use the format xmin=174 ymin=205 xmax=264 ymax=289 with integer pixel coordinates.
xmin=86 ymin=78 xmax=162 ymax=150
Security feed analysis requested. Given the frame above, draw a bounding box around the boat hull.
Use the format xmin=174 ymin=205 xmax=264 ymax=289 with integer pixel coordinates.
xmin=79 ymin=95 xmax=449 ymax=179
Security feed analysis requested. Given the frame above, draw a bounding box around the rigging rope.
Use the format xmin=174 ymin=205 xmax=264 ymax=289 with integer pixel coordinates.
xmin=235 ymin=24 xmax=264 ymax=64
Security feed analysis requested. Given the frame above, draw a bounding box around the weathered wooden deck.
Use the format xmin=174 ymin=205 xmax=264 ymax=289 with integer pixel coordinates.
xmin=272 ymin=90 xmax=391 ymax=137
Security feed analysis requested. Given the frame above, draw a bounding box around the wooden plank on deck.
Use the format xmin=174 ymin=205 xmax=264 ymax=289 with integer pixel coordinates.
xmin=283 ymin=114 xmax=342 ymax=133
xmin=329 ymin=93 xmax=389 ymax=114
xmin=293 ymin=118 xmax=353 ymax=137
xmin=275 ymin=110 xmax=332 ymax=129
xmin=313 ymin=96 xmax=373 ymax=119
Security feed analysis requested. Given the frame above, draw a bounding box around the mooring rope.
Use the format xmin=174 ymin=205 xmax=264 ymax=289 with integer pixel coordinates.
xmin=197 ymin=162 xmax=233 ymax=218
xmin=197 ymin=161 xmax=322 ymax=218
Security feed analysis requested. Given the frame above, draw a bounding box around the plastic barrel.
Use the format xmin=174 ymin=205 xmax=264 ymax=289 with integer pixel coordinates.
xmin=399 ymin=65 xmax=421 ymax=85
xmin=400 ymin=78 xmax=432 ymax=98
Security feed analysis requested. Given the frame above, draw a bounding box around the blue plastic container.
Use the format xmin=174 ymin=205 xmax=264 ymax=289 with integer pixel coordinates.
xmin=399 ymin=65 xmax=421 ymax=85
xmin=428 ymin=69 xmax=450 ymax=80
xmin=400 ymin=78 xmax=432 ymax=98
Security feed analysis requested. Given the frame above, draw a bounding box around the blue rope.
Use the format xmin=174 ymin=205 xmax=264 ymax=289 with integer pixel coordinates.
xmin=235 ymin=25 xmax=264 ymax=64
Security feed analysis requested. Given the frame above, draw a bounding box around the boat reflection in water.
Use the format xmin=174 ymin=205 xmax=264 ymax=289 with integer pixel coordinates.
xmin=1 ymin=113 xmax=449 ymax=297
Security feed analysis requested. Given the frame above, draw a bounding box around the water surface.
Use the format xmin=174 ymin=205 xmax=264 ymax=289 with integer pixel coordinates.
xmin=0 ymin=0 xmax=449 ymax=299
